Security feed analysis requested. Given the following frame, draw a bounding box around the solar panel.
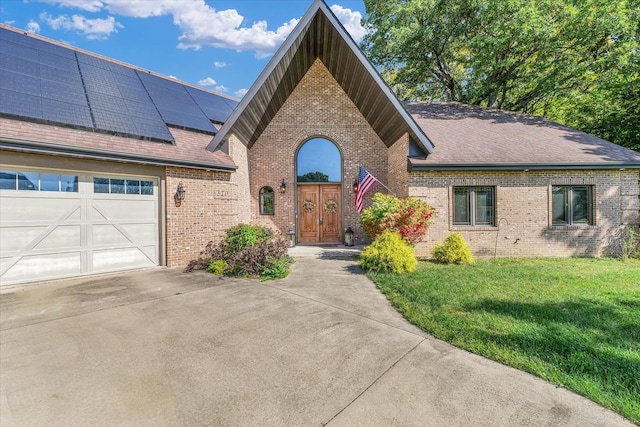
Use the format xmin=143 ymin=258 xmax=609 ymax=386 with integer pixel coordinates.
xmin=185 ymin=86 xmax=235 ymax=123
xmin=1 ymin=53 xmax=40 ymax=76
xmin=77 ymin=56 xmax=174 ymax=141
xmin=0 ymin=88 xmax=42 ymax=119
xmin=42 ymin=98 xmax=93 ymax=128
xmin=0 ymin=69 xmax=40 ymax=97
xmin=40 ymin=80 xmax=86 ymax=105
xmin=137 ymin=71 xmax=216 ymax=134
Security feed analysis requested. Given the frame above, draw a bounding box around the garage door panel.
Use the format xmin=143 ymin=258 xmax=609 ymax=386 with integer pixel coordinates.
xmin=0 ymin=227 xmax=48 ymax=251
xmin=92 ymin=247 xmax=156 ymax=271
xmin=1 ymin=252 xmax=82 ymax=282
xmin=92 ymin=224 xmax=130 ymax=245
xmin=91 ymin=199 xmax=156 ymax=220
xmin=0 ymin=197 xmax=80 ymax=222
xmin=120 ymin=224 xmax=156 ymax=242
xmin=35 ymin=226 xmax=82 ymax=250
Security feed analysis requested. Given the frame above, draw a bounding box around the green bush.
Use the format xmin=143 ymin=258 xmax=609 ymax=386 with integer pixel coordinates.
xmin=432 ymin=233 xmax=474 ymax=264
xmin=186 ymin=224 xmax=294 ymax=281
xmin=359 ymin=193 xmax=435 ymax=246
xmin=207 ymin=259 xmax=229 ymax=275
xmin=260 ymin=256 xmax=293 ymax=281
xmin=224 ymin=223 xmax=272 ymax=253
xmin=360 ymin=231 xmax=417 ymax=274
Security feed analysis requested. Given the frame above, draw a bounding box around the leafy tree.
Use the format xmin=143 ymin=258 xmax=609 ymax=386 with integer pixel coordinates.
xmin=297 ymin=171 xmax=329 ymax=182
xmin=362 ymin=0 xmax=640 ymax=150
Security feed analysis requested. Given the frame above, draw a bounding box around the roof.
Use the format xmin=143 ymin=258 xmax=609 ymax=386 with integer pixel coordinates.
xmin=208 ymin=0 xmax=434 ymax=154
xmin=407 ymin=102 xmax=640 ymax=170
xmin=0 ymin=24 xmax=238 ymax=170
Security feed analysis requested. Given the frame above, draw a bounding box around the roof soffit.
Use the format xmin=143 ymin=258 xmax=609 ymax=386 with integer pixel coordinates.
xmin=208 ymin=0 xmax=434 ymax=153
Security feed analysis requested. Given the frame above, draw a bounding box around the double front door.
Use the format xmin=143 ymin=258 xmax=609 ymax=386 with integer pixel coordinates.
xmin=297 ymin=184 xmax=341 ymax=243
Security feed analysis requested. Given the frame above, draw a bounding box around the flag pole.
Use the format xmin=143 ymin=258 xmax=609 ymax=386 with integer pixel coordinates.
xmin=360 ymin=168 xmax=396 ymax=197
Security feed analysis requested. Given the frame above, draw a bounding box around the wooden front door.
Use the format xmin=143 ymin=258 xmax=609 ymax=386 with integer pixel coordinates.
xmin=298 ymin=184 xmax=341 ymax=243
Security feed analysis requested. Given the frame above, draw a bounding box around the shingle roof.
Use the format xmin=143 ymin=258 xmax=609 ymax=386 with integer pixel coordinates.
xmin=407 ymin=102 xmax=640 ymax=170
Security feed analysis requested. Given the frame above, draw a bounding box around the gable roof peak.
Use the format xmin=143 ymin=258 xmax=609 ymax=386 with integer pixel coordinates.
xmin=208 ymin=0 xmax=433 ymax=154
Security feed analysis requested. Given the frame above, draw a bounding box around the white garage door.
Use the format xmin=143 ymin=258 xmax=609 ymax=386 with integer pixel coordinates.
xmin=0 ymin=168 xmax=160 ymax=286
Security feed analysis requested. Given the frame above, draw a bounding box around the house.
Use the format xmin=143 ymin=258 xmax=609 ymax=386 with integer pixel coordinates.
xmin=1 ymin=0 xmax=639 ymax=286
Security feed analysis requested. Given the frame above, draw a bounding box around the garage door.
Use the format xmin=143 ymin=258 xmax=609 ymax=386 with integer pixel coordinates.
xmin=0 ymin=168 xmax=160 ymax=286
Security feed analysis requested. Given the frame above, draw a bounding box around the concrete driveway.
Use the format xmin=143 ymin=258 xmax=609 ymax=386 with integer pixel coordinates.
xmin=0 ymin=247 xmax=633 ymax=426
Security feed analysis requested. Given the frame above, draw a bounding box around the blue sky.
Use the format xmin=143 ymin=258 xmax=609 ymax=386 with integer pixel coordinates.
xmin=1 ymin=0 xmax=368 ymax=99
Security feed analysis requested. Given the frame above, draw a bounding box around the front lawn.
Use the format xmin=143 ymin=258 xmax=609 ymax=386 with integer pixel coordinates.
xmin=368 ymin=258 xmax=640 ymax=423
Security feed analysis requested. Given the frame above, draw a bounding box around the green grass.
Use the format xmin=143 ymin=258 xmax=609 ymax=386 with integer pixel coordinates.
xmin=368 ymin=258 xmax=640 ymax=423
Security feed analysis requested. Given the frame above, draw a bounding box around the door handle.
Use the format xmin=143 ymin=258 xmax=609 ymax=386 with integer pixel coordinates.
xmin=319 ymin=218 xmax=323 ymax=225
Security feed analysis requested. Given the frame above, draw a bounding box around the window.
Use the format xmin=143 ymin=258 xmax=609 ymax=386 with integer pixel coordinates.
xmin=259 ymin=186 xmax=274 ymax=215
xmin=0 ymin=170 xmax=78 ymax=192
xmin=296 ymin=138 xmax=342 ymax=183
xmin=453 ymin=187 xmax=495 ymax=226
xmin=552 ymin=186 xmax=592 ymax=225
xmin=93 ymin=177 xmax=155 ymax=195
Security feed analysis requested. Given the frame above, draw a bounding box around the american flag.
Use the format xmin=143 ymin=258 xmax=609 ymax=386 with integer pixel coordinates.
xmin=355 ymin=166 xmax=377 ymax=213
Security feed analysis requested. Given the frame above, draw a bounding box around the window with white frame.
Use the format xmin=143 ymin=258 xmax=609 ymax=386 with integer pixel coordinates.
xmin=453 ymin=186 xmax=495 ymax=226
xmin=552 ymin=186 xmax=593 ymax=225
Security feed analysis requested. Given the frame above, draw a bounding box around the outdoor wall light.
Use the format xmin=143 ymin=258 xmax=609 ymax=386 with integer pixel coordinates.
xmin=353 ymin=180 xmax=358 ymax=193
xmin=280 ymin=179 xmax=287 ymax=193
xmin=175 ymin=182 xmax=186 ymax=206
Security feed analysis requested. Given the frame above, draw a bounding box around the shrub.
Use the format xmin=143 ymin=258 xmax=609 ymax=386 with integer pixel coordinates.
xmin=260 ymin=256 xmax=294 ymax=281
xmin=432 ymin=233 xmax=474 ymax=264
xmin=359 ymin=193 xmax=435 ymax=245
xmin=207 ymin=259 xmax=229 ymax=275
xmin=606 ymin=224 xmax=640 ymax=261
xmin=360 ymin=231 xmax=417 ymax=274
xmin=224 ymin=223 xmax=272 ymax=253
xmin=186 ymin=224 xmax=293 ymax=281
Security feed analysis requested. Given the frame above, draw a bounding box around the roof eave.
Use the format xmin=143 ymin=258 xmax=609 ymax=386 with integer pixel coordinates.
xmin=1 ymin=138 xmax=238 ymax=172
xmin=409 ymin=162 xmax=640 ymax=171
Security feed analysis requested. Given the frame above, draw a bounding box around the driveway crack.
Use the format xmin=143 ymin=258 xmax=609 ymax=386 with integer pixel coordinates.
xmin=323 ymin=337 xmax=426 ymax=425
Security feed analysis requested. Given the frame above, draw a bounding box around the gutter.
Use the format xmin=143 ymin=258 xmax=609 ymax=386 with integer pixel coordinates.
xmin=0 ymin=137 xmax=238 ymax=172
xmin=409 ymin=162 xmax=640 ymax=171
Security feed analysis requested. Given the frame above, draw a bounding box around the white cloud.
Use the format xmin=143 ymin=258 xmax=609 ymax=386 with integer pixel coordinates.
xmin=213 ymin=61 xmax=228 ymax=68
xmin=330 ymin=4 xmax=366 ymax=42
xmin=234 ymin=88 xmax=248 ymax=98
xmin=215 ymin=85 xmax=228 ymax=92
xmin=29 ymin=0 xmax=106 ymax=13
xmin=30 ymin=1 xmax=367 ymax=55
xmin=168 ymin=75 xmax=178 ymax=80
xmin=26 ymin=20 xmax=41 ymax=33
xmin=41 ymin=12 xmax=123 ymax=39
xmin=198 ymin=77 xmax=217 ymax=86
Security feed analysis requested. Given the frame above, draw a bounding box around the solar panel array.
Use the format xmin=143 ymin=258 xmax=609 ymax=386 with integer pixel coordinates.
xmin=0 ymin=27 xmax=239 ymax=142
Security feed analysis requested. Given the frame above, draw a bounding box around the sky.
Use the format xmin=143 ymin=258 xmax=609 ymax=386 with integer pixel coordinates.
xmin=1 ymin=0 xmax=368 ymax=99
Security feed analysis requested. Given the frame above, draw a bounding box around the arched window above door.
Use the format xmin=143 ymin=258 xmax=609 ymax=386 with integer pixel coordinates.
xmin=296 ymin=138 xmax=342 ymax=183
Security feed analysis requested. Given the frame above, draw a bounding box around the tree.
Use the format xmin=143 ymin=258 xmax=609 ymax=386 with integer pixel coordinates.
xmin=362 ymin=0 xmax=640 ymax=150
xmin=297 ymin=171 xmax=329 ymax=182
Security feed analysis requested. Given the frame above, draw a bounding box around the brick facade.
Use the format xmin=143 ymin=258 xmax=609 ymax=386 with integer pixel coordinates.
xmin=410 ymin=169 xmax=640 ymax=258
xmin=165 ymin=166 xmax=234 ymax=267
xmin=246 ymin=59 xmax=388 ymax=245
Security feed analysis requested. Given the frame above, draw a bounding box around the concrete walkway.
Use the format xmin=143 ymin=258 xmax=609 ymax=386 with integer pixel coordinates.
xmin=0 ymin=246 xmax=633 ymax=426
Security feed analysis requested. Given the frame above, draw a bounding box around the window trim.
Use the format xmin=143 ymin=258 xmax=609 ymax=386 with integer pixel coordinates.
xmin=551 ymin=185 xmax=593 ymax=226
xmin=259 ymin=186 xmax=274 ymax=215
xmin=452 ymin=186 xmax=496 ymax=227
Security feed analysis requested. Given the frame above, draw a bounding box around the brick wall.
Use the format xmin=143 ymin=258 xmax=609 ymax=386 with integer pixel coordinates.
xmin=410 ymin=169 xmax=640 ymax=258
xmin=246 ymin=59 xmax=388 ymax=244
xmin=388 ymin=134 xmax=410 ymax=198
xmin=165 ymin=166 xmax=234 ymax=267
